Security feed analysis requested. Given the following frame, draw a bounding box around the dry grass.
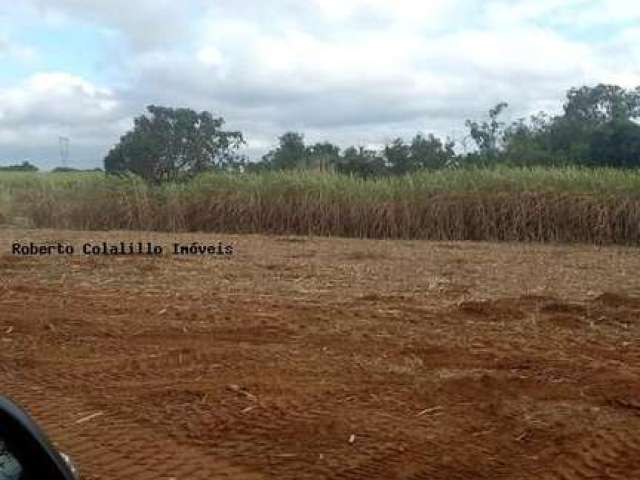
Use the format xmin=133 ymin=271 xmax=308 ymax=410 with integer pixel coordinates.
xmin=2 ymin=167 xmax=640 ymax=244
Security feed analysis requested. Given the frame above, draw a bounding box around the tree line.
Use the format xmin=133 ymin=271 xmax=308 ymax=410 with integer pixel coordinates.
xmin=95 ymin=83 xmax=640 ymax=182
xmin=0 ymin=161 xmax=102 ymax=173
xmin=251 ymin=84 xmax=640 ymax=176
xmin=0 ymin=161 xmax=39 ymax=172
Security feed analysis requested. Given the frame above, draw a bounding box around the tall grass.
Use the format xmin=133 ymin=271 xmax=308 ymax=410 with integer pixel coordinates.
xmin=2 ymin=167 xmax=640 ymax=244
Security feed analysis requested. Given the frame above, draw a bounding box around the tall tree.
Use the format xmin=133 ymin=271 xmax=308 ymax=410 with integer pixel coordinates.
xmin=306 ymin=142 xmax=340 ymax=171
xmin=384 ymin=138 xmax=412 ymax=174
xmin=409 ymin=133 xmax=456 ymax=170
xmin=261 ymin=132 xmax=307 ymax=170
xmin=337 ymin=146 xmax=386 ymax=178
xmin=588 ymin=119 xmax=640 ymax=168
xmin=563 ymin=84 xmax=640 ymax=124
xmin=104 ymin=105 xmax=244 ymax=182
xmin=465 ymin=102 xmax=509 ymax=161
xmin=500 ymin=112 xmax=560 ymax=166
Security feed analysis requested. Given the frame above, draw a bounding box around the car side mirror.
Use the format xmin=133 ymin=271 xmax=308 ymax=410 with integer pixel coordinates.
xmin=0 ymin=396 xmax=79 ymax=479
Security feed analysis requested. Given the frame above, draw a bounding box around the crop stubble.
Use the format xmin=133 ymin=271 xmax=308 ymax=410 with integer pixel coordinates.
xmin=1 ymin=228 xmax=640 ymax=479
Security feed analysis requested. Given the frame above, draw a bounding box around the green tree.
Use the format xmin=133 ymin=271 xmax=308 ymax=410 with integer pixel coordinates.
xmin=547 ymin=84 xmax=640 ymax=165
xmin=384 ymin=134 xmax=457 ymax=173
xmin=563 ymin=84 xmax=640 ymax=124
xmin=502 ymin=84 xmax=640 ymax=167
xmin=337 ymin=146 xmax=386 ymax=178
xmin=500 ymin=112 xmax=562 ymax=166
xmin=104 ymin=105 xmax=244 ymax=182
xmin=477 ymin=85 xmax=640 ymax=168
xmin=588 ymin=119 xmax=640 ymax=168
xmin=306 ymin=142 xmax=340 ymax=171
xmin=384 ymin=138 xmax=412 ymax=174
xmin=409 ymin=133 xmax=456 ymax=170
xmin=465 ymin=102 xmax=509 ymax=162
xmin=261 ymin=132 xmax=307 ymax=170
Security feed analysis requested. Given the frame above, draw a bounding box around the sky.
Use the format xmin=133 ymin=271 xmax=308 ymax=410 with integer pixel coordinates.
xmin=0 ymin=0 xmax=639 ymax=169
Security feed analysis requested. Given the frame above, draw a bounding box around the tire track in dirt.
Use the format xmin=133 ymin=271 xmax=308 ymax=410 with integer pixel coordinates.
xmin=1 ymin=377 xmax=266 ymax=480
xmin=4 ymin=234 xmax=640 ymax=479
xmin=9 ymin=316 xmax=635 ymax=480
xmin=5 ymin=347 xmax=371 ymax=479
xmin=539 ymin=421 xmax=640 ymax=480
xmin=11 ymin=342 xmax=260 ymax=396
xmin=327 ymin=444 xmax=418 ymax=480
xmin=326 ymin=437 xmax=514 ymax=480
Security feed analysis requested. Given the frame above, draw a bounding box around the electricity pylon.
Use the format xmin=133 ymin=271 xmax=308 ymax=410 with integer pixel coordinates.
xmin=59 ymin=136 xmax=70 ymax=168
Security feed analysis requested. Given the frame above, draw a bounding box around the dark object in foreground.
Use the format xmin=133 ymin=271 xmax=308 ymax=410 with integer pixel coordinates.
xmin=0 ymin=396 xmax=78 ymax=479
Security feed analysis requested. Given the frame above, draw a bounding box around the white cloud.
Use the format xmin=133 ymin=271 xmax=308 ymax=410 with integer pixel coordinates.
xmin=25 ymin=0 xmax=208 ymax=49
xmin=196 ymin=46 xmax=224 ymax=67
xmin=483 ymin=0 xmax=582 ymax=25
xmin=0 ymin=34 xmax=38 ymax=64
xmin=0 ymin=73 xmax=125 ymax=146
xmin=312 ymin=0 xmax=462 ymax=27
xmin=560 ymin=0 xmax=640 ymax=25
xmin=2 ymin=0 xmax=639 ymax=168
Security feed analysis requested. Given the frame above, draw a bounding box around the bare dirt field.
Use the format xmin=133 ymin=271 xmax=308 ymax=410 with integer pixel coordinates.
xmin=2 ymin=227 xmax=640 ymax=479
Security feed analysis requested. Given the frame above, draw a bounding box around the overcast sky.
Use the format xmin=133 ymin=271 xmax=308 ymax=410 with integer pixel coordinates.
xmin=1 ymin=0 xmax=639 ymax=169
